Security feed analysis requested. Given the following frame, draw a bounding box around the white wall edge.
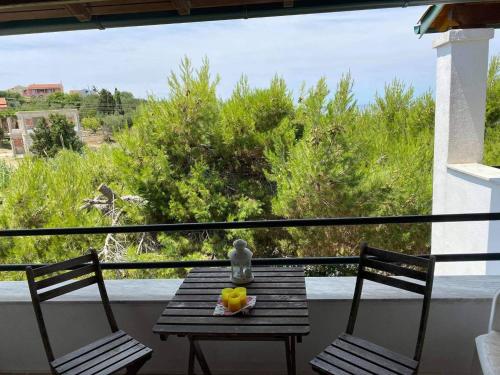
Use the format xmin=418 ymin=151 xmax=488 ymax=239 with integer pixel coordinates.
xmin=2 ymin=276 xmax=500 ymax=303
xmin=432 ymin=28 xmax=495 ymax=49
xmin=448 ymin=163 xmax=500 ymax=184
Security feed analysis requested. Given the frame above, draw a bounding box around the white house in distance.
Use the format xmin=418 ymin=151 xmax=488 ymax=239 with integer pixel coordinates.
xmin=416 ymin=5 xmax=500 ymax=275
xmin=10 ymin=109 xmax=81 ymax=156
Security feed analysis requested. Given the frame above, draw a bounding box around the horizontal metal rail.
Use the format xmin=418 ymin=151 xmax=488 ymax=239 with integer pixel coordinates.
xmin=0 ymin=212 xmax=498 ymax=237
xmin=2 ymin=252 xmax=500 ymax=272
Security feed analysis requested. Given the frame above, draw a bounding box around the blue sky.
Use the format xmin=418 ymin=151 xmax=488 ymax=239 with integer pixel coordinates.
xmin=0 ymin=6 xmax=499 ymax=105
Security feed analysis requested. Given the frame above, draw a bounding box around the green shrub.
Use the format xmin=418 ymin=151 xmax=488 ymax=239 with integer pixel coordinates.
xmin=81 ymin=117 xmax=101 ymax=133
xmin=101 ymin=114 xmax=127 ymax=134
xmin=0 ymin=148 xmax=125 ymax=278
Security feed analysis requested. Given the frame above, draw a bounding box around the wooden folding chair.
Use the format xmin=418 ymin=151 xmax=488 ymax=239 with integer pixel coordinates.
xmin=26 ymin=250 xmax=152 ymax=375
xmin=310 ymin=243 xmax=436 ymax=375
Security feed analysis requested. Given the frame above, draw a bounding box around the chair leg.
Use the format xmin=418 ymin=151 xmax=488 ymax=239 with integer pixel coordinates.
xmin=284 ymin=338 xmax=292 ymax=375
xmin=126 ymin=356 xmax=149 ymax=375
xmin=188 ymin=339 xmax=195 ymax=375
xmin=470 ymin=345 xmax=483 ymax=375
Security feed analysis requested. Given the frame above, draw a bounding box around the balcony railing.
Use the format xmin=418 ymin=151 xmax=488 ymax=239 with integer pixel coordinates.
xmin=1 ymin=212 xmax=500 ymax=374
xmin=0 ymin=211 xmax=499 ymax=272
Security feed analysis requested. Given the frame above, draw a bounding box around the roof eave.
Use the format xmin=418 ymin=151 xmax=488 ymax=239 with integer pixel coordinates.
xmin=414 ymin=4 xmax=445 ymax=35
xmin=0 ymin=0 xmax=445 ymax=36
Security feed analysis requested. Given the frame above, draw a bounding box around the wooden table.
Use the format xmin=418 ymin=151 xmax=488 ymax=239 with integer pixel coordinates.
xmin=153 ymin=266 xmax=310 ymax=375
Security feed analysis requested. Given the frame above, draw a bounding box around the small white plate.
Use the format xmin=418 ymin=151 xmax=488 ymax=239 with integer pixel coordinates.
xmin=213 ymin=296 xmax=257 ymax=316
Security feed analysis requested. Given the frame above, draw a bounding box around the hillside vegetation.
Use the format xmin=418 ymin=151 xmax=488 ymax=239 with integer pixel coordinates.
xmin=0 ymin=57 xmax=499 ymax=279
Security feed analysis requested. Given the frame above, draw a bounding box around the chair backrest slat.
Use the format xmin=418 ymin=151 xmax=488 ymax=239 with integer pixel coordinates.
xmin=364 ymin=245 xmax=429 ymax=268
xmin=38 ymin=276 xmax=98 ymax=302
xmin=32 ymin=253 xmax=94 ymax=277
xmin=36 ymin=264 xmax=96 ymax=290
xmin=346 ymin=242 xmax=436 ymax=363
xmin=363 ymin=258 xmax=427 ymax=281
xmin=26 ymin=250 xmax=118 ymax=366
xmin=361 ymin=270 xmax=426 ymax=295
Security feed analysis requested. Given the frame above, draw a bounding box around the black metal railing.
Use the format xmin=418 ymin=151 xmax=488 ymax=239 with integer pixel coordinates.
xmin=0 ymin=212 xmax=499 ymax=272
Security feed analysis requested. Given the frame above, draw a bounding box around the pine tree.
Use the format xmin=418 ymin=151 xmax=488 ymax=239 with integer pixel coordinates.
xmin=114 ymin=88 xmax=125 ymax=115
xmin=97 ymin=89 xmax=115 ymax=115
xmin=49 ymin=114 xmax=83 ymax=152
xmin=30 ymin=117 xmax=53 ymax=157
xmin=30 ymin=114 xmax=83 ymax=157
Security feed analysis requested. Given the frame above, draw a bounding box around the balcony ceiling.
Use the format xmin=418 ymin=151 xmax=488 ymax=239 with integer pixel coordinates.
xmin=0 ymin=0 xmax=485 ymax=36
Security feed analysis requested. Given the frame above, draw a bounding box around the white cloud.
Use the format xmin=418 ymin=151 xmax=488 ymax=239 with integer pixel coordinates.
xmin=0 ymin=7 xmax=499 ymax=104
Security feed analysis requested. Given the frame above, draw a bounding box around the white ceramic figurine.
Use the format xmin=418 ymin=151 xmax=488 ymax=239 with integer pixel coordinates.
xmin=229 ymin=239 xmax=254 ymax=285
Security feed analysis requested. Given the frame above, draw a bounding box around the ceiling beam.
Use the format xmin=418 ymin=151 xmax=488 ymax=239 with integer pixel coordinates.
xmin=172 ymin=0 xmax=190 ymax=15
xmin=0 ymin=0 xmax=106 ymax=11
xmin=65 ymin=3 xmax=92 ymax=21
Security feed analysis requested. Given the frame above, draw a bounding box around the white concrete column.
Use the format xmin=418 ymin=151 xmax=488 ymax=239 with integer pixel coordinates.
xmin=431 ymin=29 xmax=497 ymax=275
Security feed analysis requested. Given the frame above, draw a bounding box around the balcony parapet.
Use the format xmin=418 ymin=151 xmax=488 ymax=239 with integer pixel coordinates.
xmin=1 ymin=276 xmax=499 ymax=374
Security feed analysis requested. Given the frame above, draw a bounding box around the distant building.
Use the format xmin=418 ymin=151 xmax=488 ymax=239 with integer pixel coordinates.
xmin=69 ymin=89 xmax=91 ymax=97
xmin=0 ymin=98 xmax=7 ymax=110
xmin=23 ymin=83 xmax=63 ymax=97
xmin=0 ymin=98 xmax=15 ymax=138
xmin=10 ymin=109 xmax=80 ymax=156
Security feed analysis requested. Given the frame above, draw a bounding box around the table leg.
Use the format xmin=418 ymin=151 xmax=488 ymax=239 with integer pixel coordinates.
xmin=188 ymin=339 xmax=195 ymax=375
xmin=189 ymin=337 xmax=212 ymax=375
xmin=284 ymin=338 xmax=292 ymax=375
xmin=290 ymin=336 xmax=296 ymax=375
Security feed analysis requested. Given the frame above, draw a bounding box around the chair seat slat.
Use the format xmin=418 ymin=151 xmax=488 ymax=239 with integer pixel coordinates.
xmin=76 ymin=344 xmax=148 ymax=375
xmin=80 ymin=347 xmax=152 ymax=375
xmin=59 ymin=339 xmax=139 ymax=374
xmin=334 ymin=336 xmax=415 ymax=374
xmin=36 ymin=264 xmax=96 ymax=290
xmin=38 ymin=276 xmax=97 ymax=302
xmin=54 ymin=334 xmax=133 ymax=373
xmin=324 ymin=345 xmax=400 ymax=374
xmin=317 ymin=351 xmax=373 ymax=375
xmin=51 ymin=331 xmax=127 ymax=367
xmin=310 ymin=357 xmax=352 ymax=375
xmin=339 ymin=333 xmax=418 ymax=369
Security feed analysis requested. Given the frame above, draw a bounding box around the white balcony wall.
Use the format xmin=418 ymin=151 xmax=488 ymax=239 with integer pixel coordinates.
xmin=0 ymin=277 xmax=499 ymax=375
xmin=431 ymin=28 xmax=500 ymax=275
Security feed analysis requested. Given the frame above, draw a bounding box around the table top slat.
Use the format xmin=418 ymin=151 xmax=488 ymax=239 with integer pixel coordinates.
xmin=153 ymin=324 xmax=310 ymax=335
xmin=176 ymin=288 xmax=306 ymax=295
xmin=154 ymin=266 xmax=310 ymax=338
xmin=157 ymin=316 xmax=309 ymax=326
xmin=180 ymin=282 xmax=304 ymax=289
xmin=162 ymin=308 xmax=309 ymax=317
xmin=166 ymin=301 xmax=308 ymax=309
xmin=183 ymin=277 xmax=306 ymax=283
xmin=172 ymin=294 xmax=307 ymax=302
xmin=186 ymin=271 xmax=304 ymax=278
xmin=190 ymin=266 xmax=304 ymax=273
